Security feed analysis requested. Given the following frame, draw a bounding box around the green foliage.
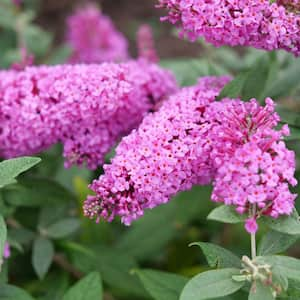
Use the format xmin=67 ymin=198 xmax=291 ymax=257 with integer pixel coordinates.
xmin=0 ymin=3 xmax=300 ymax=300
xmin=62 ymin=272 xmax=103 ymax=300
xmin=180 ymin=268 xmax=245 ymax=300
xmin=207 ymin=205 xmax=246 ymax=224
xmin=218 ymin=53 xmax=277 ymax=101
xmin=0 ymin=284 xmax=35 ymax=300
xmin=0 ymin=157 xmax=41 ymax=188
xmin=190 ymin=242 xmax=241 ymax=269
xmin=0 ymin=216 xmax=7 ymax=267
xmin=261 ymin=210 xmax=300 ymax=235
xmin=134 ymin=269 xmax=188 ymax=300
xmin=160 ymin=58 xmax=227 ymax=86
xmin=264 ymin=58 xmax=300 ymax=99
xmin=249 ymin=281 xmax=274 ymax=300
xmin=259 ymin=256 xmax=300 ymax=282
xmin=258 ymin=231 xmax=299 ymax=256
xmin=45 ymin=218 xmax=80 ymax=239
xmin=32 ymin=236 xmax=54 ymax=280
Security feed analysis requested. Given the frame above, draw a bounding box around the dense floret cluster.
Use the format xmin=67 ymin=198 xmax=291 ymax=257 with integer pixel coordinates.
xmin=84 ymin=76 xmax=230 ymax=224
xmin=157 ymin=0 xmax=300 ymax=56
xmin=84 ymin=77 xmax=297 ymax=233
xmin=208 ymin=99 xmax=297 ymax=232
xmin=66 ymin=4 xmax=129 ymax=63
xmin=0 ymin=61 xmax=177 ymax=169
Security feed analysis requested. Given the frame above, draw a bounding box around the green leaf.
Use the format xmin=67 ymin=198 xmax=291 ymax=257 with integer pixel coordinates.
xmin=285 ymin=279 xmax=300 ymax=298
xmin=160 ymin=59 xmax=217 ymax=86
xmin=207 ymin=205 xmax=245 ymax=224
xmin=217 ymin=72 xmax=248 ymax=100
xmin=62 ymin=272 xmax=102 ymax=300
xmin=0 ymin=215 xmax=7 ymax=267
xmin=32 ymin=237 xmax=54 ymax=280
xmin=257 ymin=256 xmax=300 ymax=281
xmin=272 ymin=270 xmax=289 ymax=292
xmin=3 ymin=177 xmax=74 ymax=207
xmin=218 ymin=53 xmax=276 ymax=101
xmin=261 ymin=210 xmax=300 ymax=235
xmin=242 ymin=53 xmax=277 ymax=101
xmin=180 ymin=268 xmax=244 ymax=300
xmin=0 ymin=157 xmax=41 ymax=188
xmin=265 ymin=58 xmax=300 ymax=99
xmin=66 ymin=242 xmax=146 ymax=299
xmin=38 ymin=203 xmax=69 ymax=229
xmin=248 ymin=281 xmax=274 ymax=300
xmin=258 ymin=230 xmax=299 ymax=255
xmin=190 ymin=242 xmax=241 ymax=269
xmin=284 ymin=127 xmax=300 ymax=141
xmin=45 ymin=218 xmax=80 ymax=239
xmin=46 ymin=44 xmax=72 ymax=65
xmin=134 ymin=269 xmax=188 ymax=300
xmin=36 ymin=271 xmax=70 ymax=300
xmin=0 ymin=284 xmax=35 ymax=300
xmin=117 ymin=186 xmax=214 ymax=261
xmin=276 ymin=107 xmax=300 ymax=128
xmin=24 ymin=25 xmax=53 ymax=57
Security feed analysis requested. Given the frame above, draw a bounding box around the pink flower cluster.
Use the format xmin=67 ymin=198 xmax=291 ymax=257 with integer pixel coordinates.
xmin=0 ymin=61 xmax=177 ymax=169
xmin=157 ymin=0 xmax=300 ymax=56
xmin=66 ymin=4 xmax=129 ymax=63
xmin=84 ymin=77 xmax=297 ymax=233
xmin=208 ymin=98 xmax=297 ymax=232
xmin=84 ymin=76 xmax=231 ymax=224
xmin=137 ymin=24 xmax=159 ymax=63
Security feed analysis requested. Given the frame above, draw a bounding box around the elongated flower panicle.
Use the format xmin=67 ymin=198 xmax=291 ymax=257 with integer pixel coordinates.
xmin=66 ymin=4 xmax=129 ymax=63
xmin=137 ymin=24 xmax=159 ymax=63
xmin=210 ymin=98 xmax=297 ymax=233
xmin=3 ymin=243 xmax=10 ymax=259
xmin=84 ymin=79 xmax=297 ymax=232
xmin=157 ymin=0 xmax=300 ymax=56
xmin=84 ymin=76 xmax=230 ymax=224
xmin=0 ymin=61 xmax=177 ymax=169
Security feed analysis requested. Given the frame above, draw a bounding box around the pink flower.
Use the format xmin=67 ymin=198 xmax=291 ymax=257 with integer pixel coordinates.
xmin=84 ymin=80 xmax=297 ymax=232
xmin=3 ymin=243 xmax=10 ymax=259
xmin=157 ymin=0 xmax=300 ymax=56
xmin=210 ymin=98 xmax=297 ymax=226
xmin=137 ymin=24 xmax=159 ymax=63
xmin=83 ymin=76 xmax=231 ymax=224
xmin=66 ymin=3 xmax=129 ymax=63
xmin=0 ymin=61 xmax=177 ymax=169
xmin=245 ymin=217 xmax=258 ymax=234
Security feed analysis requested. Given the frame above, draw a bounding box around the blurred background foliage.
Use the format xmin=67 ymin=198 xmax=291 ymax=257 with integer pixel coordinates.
xmin=0 ymin=0 xmax=299 ymax=299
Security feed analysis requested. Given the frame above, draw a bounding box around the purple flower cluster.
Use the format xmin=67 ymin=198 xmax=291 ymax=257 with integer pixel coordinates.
xmin=137 ymin=24 xmax=159 ymax=63
xmin=0 ymin=61 xmax=177 ymax=169
xmin=66 ymin=4 xmax=129 ymax=63
xmin=84 ymin=76 xmax=230 ymax=224
xmin=208 ymin=98 xmax=297 ymax=232
xmin=157 ymin=0 xmax=300 ymax=56
xmin=84 ymin=77 xmax=297 ymax=233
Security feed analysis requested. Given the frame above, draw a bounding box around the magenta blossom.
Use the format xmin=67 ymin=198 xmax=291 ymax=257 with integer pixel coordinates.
xmin=207 ymin=98 xmax=297 ymax=233
xmin=84 ymin=76 xmax=230 ymax=224
xmin=3 ymin=243 xmax=10 ymax=259
xmin=245 ymin=217 xmax=258 ymax=234
xmin=66 ymin=3 xmax=129 ymax=63
xmin=137 ymin=24 xmax=159 ymax=63
xmin=157 ymin=0 xmax=300 ymax=56
xmin=84 ymin=79 xmax=297 ymax=233
xmin=0 ymin=61 xmax=177 ymax=169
